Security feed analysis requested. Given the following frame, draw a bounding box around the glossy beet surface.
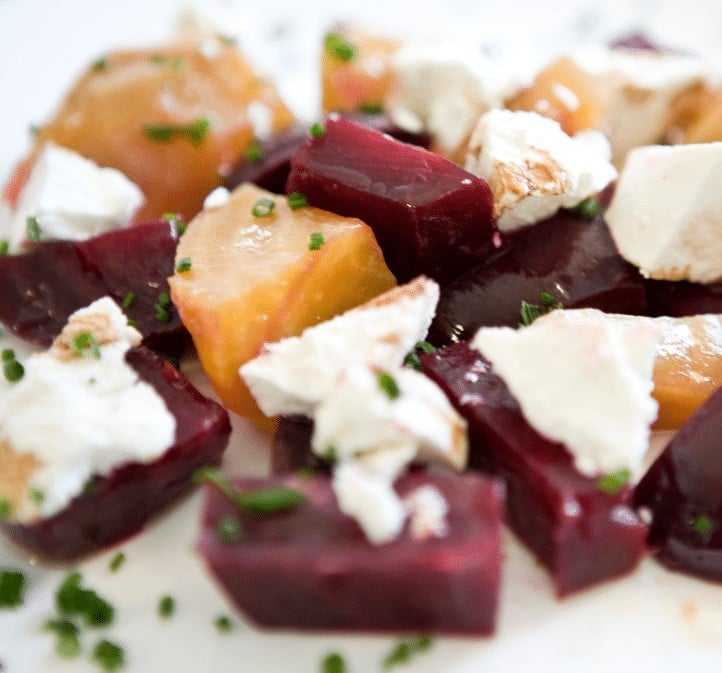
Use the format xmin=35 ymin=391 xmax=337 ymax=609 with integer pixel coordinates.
xmin=645 ymin=278 xmax=722 ymax=317
xmin=225 ymin=114 xmax=430 ymax=195
xmin=429 ymin=208 xmax=646 ymax=345
xmin=0 ymin=347 xmax=231 ymax=560
xmin=198 ymin=472 xmax=504 ymax=634
xmin=286 ymin=115 xmax=498 ymax=284
xmin=421 ymin=342 xmax=648 ymax=596
xmin=636 ymin=386 xmax=722 ymax=581
xmin=0 ymin=220 xmax=185 ymax=351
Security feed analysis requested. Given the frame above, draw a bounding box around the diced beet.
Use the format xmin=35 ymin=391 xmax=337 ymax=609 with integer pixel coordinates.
xmin=0 ymin=346 xmax=231 ymax=560
xmin=286 ymin=115 xmax=498 ymax=284
xmin=635 ymin=386 xmax=722 ymax=581
xmin=428 ymin=208 xmax=647 ymax=345
xmin=224 ymin=115 xmax=431 ymax=196
xmin=198 ymin=472 xmax=503 ymax=634
xmin=0 ymin=220 xmax=185 ymax=352
xmin=420 ymin=342 xmax=648 ymax=596
xmin=271 ymin=415 xmax=330 ymax=474
xmin=609 ymin=32 xmax=661 ymax=50
xmin=645 ymin=278 xmax=722 ymax=317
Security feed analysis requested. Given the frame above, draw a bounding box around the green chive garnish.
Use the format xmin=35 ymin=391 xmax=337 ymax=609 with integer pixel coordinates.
xmin=162 ymin=212 xmax=186 ymax=236
xmin=70 ymin=332 xmax=101 ymax=360
xmin=377 ymin=370 xmax=400 ymax=400
xmin=287 ymin=192 xmax=308 ymax=210
xmin=175 ymin=257 xmax=192 ymax=273
xmin=26 ymin=216 xmax=42 ymax=242
xmin=158 ymin=595 xmax=175 ymax=619
xmin=571 ymin=198 xmax=601 ymax=220
xmin=1 ymin=349 xmax=14 ymax=363
xmin=28 ymin=488 xmax=44 ymax=505
xmin=323 ymin=445 xmax=338 ymax=463
xmin=154 ymin=293 xmax=172 ymax=323
xmin=43 ymin=618 xmax=81 ymax=658
xmin=596 ymin=468 xmax=631 ymax=495
xmin=170 ymin=57 xmax=184 ymax=70
xmin=519 ymin=292 xmax=562 ymax=327
xmin=56 ymin=572 xmax=114 ymax=627
xmin=0 ymin=570 xmax=25 ymax=607
xmin=216 ymin=516 xmax=242 ymax=544
xmin=214 ymin=615 xmax=233 ymax=632
xmin=121 ymin=292 xmax=135 ymax=310
xmin=251 ymin=198 xmax=275 ymax=217
xmin=245 ymin=141 xmax=263 ymax=163
xmin=109 ymin=552 xmax=126 ymax=573
xmin=358 ymin=101 xmax=384 ymax=114
xmin=143 ymin=117 xmax=211 ymax=146
xmin=691 ymin=514 xmax=713 ymax=537
xmin=92 ymin=639 xmax=124 ymax=672
xmin=0 ymin=240 xmax=9 ymax=256
xmin=0 ymin=499 xmax=11 ymax=519
xmin=3 ymin=359 xmax=24 ymax=383
xmin=382 ymin=635 xmax=433 ymax=670
xmin=92 ymin=57 xmax=108 ymax=72
xmin=308 ymin=231 xmax=324 ymax=250
xmin=324 ymin=32 xmax=356 ymax=62
xmin=322 ymin=652 xmax=348 ymax=673
xmin=309 ymin=122 xmax=325 ymax=138
xmin=404 ymin=341 xmax=436 ymax=371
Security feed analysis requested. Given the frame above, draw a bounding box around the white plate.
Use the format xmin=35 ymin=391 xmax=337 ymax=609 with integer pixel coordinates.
xmin=1 ymin=1 xmax=722 ymax=671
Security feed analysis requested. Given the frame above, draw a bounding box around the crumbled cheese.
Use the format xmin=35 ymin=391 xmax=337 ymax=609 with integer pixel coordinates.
xmin=471 ymin=309 xmax=664 ymax=481
xmin=0 ymin=297 xmax=175 ymax=521
xmin=404 ymin=485 xmax=449 ymax=541
xmin=240 ymin=277 xmax=439 ymax=417
xmin=465 ymin=109 xmax=616 ymax=231
xmin=3 ymin=143 xmax=144 ymax=251
xmin=203 ymin=186 xmax=231 ymax=210
xmin=606 ymin=143 xmax=722 ymax=284
xmin=311 ymin=363 xmax=467 ymax=472
xmin=387 ymin=38 xmax=529 ymax=155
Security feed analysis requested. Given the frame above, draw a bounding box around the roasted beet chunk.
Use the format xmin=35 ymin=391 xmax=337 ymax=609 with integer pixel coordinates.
xmin=636 ymin=386 xmax=722 ymax=581
xmin=429 ymin=208 xmax=647 ymax=345
xmin=645 ymin=278 xmax=722 ymax=317
xmin=0 ymin=346 xmax=231 ymax=560
xmin=198 ymin=472 xmax=504 ymax=634
xmin=421 ymin=342 xmax=648 ymax=595
xmin=0 ymin=220 xmax=185 ymax=351
xmin=286 ymin=115 xmax=498 ymax=284
xmin=271 ymin=415 xmax=330 ymax=474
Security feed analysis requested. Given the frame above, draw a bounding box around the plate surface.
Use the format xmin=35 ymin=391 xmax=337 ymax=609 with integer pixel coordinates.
xmin=1 ymin=1 xmax=722 ymax=671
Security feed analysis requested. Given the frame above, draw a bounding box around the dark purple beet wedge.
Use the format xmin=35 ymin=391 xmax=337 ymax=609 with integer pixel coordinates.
xmin=635 ymin=386 xmax=722 ymax=581
xmin=420 ymin=342 xmax=648 ymax=596
xmin=224 ymin=114 xmax=431 ymax=196
xmin=428 ymin=208 xmax=647 ymax=345
xmin=645 ymin=278 xmax=722 ymax=318
xmin=271 ymin=415 xmax=330 ymax=474
xmin=198 ymin=472 xmax=504 ymax=634
xmin=0 ymin=220 xmax=185 ymax=352
xmin=286 ymin=115 xmax=498 ymax=284
xmin=0 ymin=346 xmax=231 ymax=560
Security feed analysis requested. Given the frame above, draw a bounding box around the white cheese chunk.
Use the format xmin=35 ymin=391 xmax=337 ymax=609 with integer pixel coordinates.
xmin=0 ymin=297 xmax=175 ymax=521
xmin=465 ymin=109 xmax=617 ymax=231
xmin=388 ymin=38 xmax=529 ymax=155
xmin=3 ymin=143 xmax=144 ymax=251
xmin=606 ymin=143 xmax=722 ymax=284
xmin=404 ymin=485 xmax=449 ymax=541
xmin=203 ymin=186 xmax=231 ymax=210
xmin=312 ymin=364 xmax=467 ymax=473
xmin=240 ymin=277 xmax=439 ymax=418
xmin=471 ymin=309 xmax=664 ymax=481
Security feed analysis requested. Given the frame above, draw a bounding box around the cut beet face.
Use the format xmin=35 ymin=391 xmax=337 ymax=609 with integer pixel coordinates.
xmin=645 ymin=278 xmax=722 ymax=317
xmin=420 ymin=342 xmax=648 ymax=596
xmin=286 ymin=115 xmax=498 ymax=285
xmin=0 ymin=220 xmax=185 ymax=352
xmin=636 ymin=386 xmax=722 ymax=581
xmin=271 ymin=415 xmax=330 ymax=474
xmin=198 ymin=472 xmax=504 ymax=634
xmin=429 ymin=208 xmax=647 ymax=346
xmin=0 ymin=346 xmax=231 ymax=560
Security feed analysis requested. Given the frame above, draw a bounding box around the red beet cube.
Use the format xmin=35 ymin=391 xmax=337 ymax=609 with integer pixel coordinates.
xmin=421 ymin=342 xmax=648 ymax=595
xmin=198 ymin=472 xmax=504 ymax=635
xmin=286 ymin=115 xmax=498 ymax=284
xmin=0 ymin=346 xmax=231 ymax=560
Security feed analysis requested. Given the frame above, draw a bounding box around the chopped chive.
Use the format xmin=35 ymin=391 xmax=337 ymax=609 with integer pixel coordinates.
xmin=596 ymin=468 xmax=631 ymax=495
xmin=324 ymin=32 xmax=356 ymax=61
xmin=245 ymin=141 xmax=264 ymax=163
xmin=0 ymin=499 xmax=11 ymax=519
xmin=154 ymin=293 xmax=172 ymax=323
xmin=323 ymin=445 xmax=338 ymax=463
xmin=3 ymin=359 xmax=24 ymax=383
xmin=214 ymin=615 xmax=233 ymax=632
xmin=216 ymin=516 xmax=242 ymax=544
xmin=358 ymin=101 xmax=384 ymax=114
xmin=1 ymin=349 xmax=14 ymax=363
xmin=143 ymin=117 xmax=211 ymax=146
xmin=382 ymin=635 xmax=433 ymax=670
xmin=175 ymin=257 xmax=192 ymax=273
xmin=540 ymin=292 xmax=555 ymax=306
xmin=43 ymin=618 xmax=81 ymax=658
xmin=92 ymin=57 xmax=108 ymax=72
xmin=287 ymin=192 xmax=308 ymax=210
xmin=0 ymin=240 xmax=8 ymax=256
xmin=251 ymin=198 xmax=275 ymax=217
xmin=404 ymin=341 xmax=437 ymax=371
xmin=121 ymin=292 xmax=135 ymax=310
xmin=309 ymin=122 xmax=325 ymax=138
xmin=29 ymin=125 xmax=43 ymax=138
xmin=571 ymin=197 xmax=601 ymax=220
xmin=109 ymin=552 xmax=126 ymax=572
xmin=377 ymin=370 xmax=400 ymax=400
xmin=126 ymin=318 xmax=138 ymax=329
xmin=56 ymin=572 xmax=115 ymax=627
xmin=170 ymin=57 xmax=184 ymax=70
xmin=322 ymin=652 xmax=348 ymax=673
xmin=308 ymin=231 xmax=324 ymax=250
xmin=0 ymin=570 xmax=25 ymax=607
xmin=28 ymin=488 xmax=44 ymax=505
xmin=519 ymin=292 xmax=563 ymax=327
xmin=92 ymin=639 xmax=124 ymax=672
xmin=194 ymin=467 xmax=306 ymax=515
xmin=158 ymin=594 xmax=175 ymax=619
xmin=70 ymin=332 xmax=101 ymax=360
xmin=162 ymin=212 xmax=186 ymax=236
xmin=691 ymin=514 xmax=713 ymax=537
xmin=26 ymin=216 xmax=42 ymax=242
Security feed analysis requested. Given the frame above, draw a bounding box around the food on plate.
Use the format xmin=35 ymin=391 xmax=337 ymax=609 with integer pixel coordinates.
xmin=286 ymin=115 xmax=498 ymax=284
xmin=26 ymin=40 xmax=294 ymax=222
xmin=168 ymin=182 xmax=396 ymax=427
xmin=0 ymin=219 xmax=185 ymax=352
xmin=0 ymin=298 xmax=230 ymax=559
xmin=198 ymin=472 xmax=504 ymax=634
xmin=636 ymin=386 xmax=722 ymax=580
